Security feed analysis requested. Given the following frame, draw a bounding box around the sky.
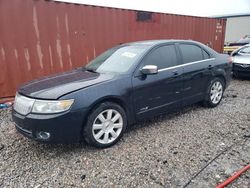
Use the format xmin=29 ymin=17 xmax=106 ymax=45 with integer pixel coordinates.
xmin=55 ymin=0 xmax=250 ymax=17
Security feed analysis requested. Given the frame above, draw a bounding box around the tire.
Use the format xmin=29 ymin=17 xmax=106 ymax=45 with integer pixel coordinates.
xmin=203 ymin=77 xmax=225 ymax=108
xmin=83 ymin=102 xmax=127 ymax=148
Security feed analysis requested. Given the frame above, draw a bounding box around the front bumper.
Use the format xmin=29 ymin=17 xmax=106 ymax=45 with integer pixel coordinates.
xmin=233 ymin=63 xmax=250 ymax=77
xmin=12 ymin=108 xmax=88 ymax=143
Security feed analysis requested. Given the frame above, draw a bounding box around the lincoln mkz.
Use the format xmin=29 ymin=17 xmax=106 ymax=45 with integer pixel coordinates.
xmin=12 ymin=40 xmax=232 ymax=148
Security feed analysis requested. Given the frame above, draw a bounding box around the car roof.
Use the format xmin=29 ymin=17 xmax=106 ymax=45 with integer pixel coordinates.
xmin=125 ymin=39 xmax=203 ymax=47
xmin=123 ymin=39 xmax=218 ymax=56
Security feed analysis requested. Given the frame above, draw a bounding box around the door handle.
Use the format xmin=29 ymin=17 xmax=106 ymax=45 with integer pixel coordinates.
xmin=172 ymin=69 xmax=179 ymax=77
xmin=207 ymin=65 xmax=213 ymax=70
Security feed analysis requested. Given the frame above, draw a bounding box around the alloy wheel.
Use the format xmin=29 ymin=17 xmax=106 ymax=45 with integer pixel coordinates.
xmin=210 ymin=81 xmax=223 ymax=104
xmin=92 ymin=109 xmax=123 ymax=144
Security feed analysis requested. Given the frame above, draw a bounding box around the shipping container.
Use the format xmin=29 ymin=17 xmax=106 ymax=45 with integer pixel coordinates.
xmin=0 ymin=0 xmax=226 ymax=99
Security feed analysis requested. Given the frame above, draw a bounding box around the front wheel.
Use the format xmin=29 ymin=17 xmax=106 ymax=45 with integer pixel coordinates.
xmin=203 ymin=78 xmax=225 ymax=107
xmin=83 ymin=102 xmax=127 ymax=148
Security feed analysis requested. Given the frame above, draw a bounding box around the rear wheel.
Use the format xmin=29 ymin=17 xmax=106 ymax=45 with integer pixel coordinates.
xmin=83 ymin=102 xmax=127 ymax=148
xmin=203 ymin=78 xmax=224 ymax=107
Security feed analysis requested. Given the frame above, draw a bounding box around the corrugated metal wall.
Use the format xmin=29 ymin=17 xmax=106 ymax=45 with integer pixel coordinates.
xmin=0 ymin=0 xmax=226 ymax=99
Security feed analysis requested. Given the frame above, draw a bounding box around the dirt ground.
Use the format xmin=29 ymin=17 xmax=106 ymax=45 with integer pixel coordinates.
xmin=0 ymin=79 xmax=249 ymax=188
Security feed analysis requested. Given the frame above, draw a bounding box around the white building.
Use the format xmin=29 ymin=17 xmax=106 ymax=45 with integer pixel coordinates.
xmin=218 ymin=14 xmax=250 ymax=44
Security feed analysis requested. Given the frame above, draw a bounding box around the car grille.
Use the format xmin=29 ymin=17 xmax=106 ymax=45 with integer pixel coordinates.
xmin=233 ymin=63 xmax=250 ymax=71
xmin=13 ymin=94 xmax=35 ymax=115
xmin=240 ymin=64 xmax=250 ymax=68
xmin=234 ymin=63 xmax=250 ymax=67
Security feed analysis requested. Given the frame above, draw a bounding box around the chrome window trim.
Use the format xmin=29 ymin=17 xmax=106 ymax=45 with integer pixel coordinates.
xmin=158 ymin=58 xmax=215 ymax=72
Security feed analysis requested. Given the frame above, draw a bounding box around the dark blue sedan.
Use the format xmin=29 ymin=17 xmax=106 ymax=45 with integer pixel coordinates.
xmin=12 ymin=40 xmax=232 ymax=148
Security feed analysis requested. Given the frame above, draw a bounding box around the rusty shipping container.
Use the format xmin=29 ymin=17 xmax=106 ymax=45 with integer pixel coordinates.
xmin=0 ymin=0 xmax=226 ymax=99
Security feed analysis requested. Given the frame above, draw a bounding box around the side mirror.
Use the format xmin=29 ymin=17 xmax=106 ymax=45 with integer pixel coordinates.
xmin=141 ymin=65 xmax=158 ymax=75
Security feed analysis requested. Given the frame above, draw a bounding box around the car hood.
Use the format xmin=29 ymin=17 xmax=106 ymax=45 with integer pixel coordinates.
xmin=19 ymin=68 xmax=114 ymax=99
xmin=233 ymin=55 xmax=250 ymax=64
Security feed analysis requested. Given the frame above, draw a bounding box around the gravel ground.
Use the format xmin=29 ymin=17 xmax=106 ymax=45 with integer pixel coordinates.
xmin=0 ymin=79 xmax=249 ymax=188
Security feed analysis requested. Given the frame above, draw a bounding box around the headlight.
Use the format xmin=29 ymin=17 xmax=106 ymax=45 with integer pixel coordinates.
xmin=14 ymin=93 xmax=35 ymax=115
xmin=32 ymin=99 xmax=74 ymax=114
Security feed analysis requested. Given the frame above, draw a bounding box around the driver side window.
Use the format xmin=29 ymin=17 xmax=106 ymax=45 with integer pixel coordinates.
xmin=143 ymin=45 xmax=178 ymax=69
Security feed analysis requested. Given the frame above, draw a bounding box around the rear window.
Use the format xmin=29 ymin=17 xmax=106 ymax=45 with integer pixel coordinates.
xmin=180 ymin=44 xmax=208 ymax=63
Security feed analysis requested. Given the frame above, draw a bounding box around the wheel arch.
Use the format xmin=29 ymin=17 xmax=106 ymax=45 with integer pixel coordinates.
xmin=90 ymin=96 xmax=127 ymax=113
xmin=213 ymin=74 xmax=226 ymax=88
xmin=212 ymin=68 xmax=227 ymax=88
xmin=82 ymin=96 xmax=133 ymax=129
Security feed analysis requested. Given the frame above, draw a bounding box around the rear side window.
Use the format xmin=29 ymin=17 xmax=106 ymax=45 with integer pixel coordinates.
xmin=180 ymin=44 xmax=208 ymax=63
xmin=143 ymin=45 xmax=178 ymax=69
xmin=202 ymin=50 xmax=210 ymax=59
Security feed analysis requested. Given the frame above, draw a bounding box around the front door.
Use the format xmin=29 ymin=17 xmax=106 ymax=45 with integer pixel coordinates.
xmin=132 ymin=44 xmax=183 ymax=120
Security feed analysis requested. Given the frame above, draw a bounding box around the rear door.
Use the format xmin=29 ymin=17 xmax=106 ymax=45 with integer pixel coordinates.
xmin=132 ymin=44 xmax=183 ymax=119
xmin=177 ymin=43 xmax=214 ymax=105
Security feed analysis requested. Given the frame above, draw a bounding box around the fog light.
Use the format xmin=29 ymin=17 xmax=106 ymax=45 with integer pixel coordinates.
xmin=36 ymin=131 xmax=50 ymax=140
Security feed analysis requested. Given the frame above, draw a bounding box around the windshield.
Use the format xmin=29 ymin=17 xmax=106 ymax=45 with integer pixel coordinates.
xmin=85 ymin=45 xmax=149 ymax=74
xmin=240 ymin=46 xmax=250 ymax=54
